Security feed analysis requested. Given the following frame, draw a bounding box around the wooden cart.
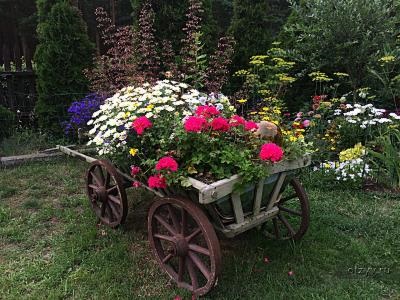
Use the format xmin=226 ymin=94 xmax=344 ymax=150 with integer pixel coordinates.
xmin=58 ymin=145 xmax=311 ymax=296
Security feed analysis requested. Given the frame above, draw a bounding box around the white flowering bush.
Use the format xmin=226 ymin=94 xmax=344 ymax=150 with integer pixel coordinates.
xmin=334 ymin=103 xmax=399 ymax=129
xmin=315 ymin=143 xmax=371 ymax=182
xmin=87 ymin=80 xmax=234 ymax=156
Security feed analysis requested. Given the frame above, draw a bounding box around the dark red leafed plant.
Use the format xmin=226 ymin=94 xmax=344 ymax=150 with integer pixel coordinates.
xmin=136 ymin=0 xmax=160 ymax=83
xmin=161 ymin=40 xmax=179 ymax=80
xmin=180 ymin=0 xmax=205 ymax=85
xmin=205 ymin=36 xmax=236 ymax=93
xmin=84 ymin=7 xmax=142 ymax=96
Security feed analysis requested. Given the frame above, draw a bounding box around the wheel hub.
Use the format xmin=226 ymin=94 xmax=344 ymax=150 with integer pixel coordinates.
xmin=174 ymin=237 xmax=189 ymax=257
xmin=96 ymin=186 xmax=108 ymax=203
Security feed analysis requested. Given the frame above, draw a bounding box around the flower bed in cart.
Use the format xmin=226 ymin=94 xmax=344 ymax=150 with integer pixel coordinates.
xmin=87 ymin=80 xmax=310 ymax=190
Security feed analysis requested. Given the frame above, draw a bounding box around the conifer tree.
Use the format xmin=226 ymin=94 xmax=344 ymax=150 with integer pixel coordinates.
xmin=35 ymin=0 xmax=94 ymax=133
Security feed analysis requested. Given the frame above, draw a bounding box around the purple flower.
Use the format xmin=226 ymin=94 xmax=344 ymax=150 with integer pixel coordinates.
xmin=63 ymin=93 xmax=105 ymax=136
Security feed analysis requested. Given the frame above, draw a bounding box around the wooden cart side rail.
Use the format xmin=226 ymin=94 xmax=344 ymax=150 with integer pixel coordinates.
xmin=57 ymin=145 xmax=166 ymax=198
xmin=192 ymin=155 xmax=311 ymax=205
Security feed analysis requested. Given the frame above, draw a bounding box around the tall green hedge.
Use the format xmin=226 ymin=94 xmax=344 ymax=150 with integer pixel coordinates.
xmin=228 ymin=0 xmax=289 ymax=70
xmin=34 ymin=0 xmax=94 ymax=134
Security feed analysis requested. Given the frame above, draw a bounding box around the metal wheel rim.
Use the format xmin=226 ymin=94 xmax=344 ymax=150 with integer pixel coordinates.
xmin=263 ymin=178 xmax=310 ymax=241
xmin=86 ymin=159 xmax=128 ymax=228
xmin=148 ymin=197 xmax=222 ymax=296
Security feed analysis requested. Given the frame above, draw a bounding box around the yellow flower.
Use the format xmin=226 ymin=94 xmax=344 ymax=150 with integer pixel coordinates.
xmin=273 ymin=108 xmax=281 ymax=114
xmin=129 ymin=148 xmax=138 ymax=157
xmin=258 ymin=111 xmax=267 ymax=115
xmin=237 ymin=99 xmax=247 ymax=104
xmin=124 ymin=111 xmax=131 ymax=119
xmin=378 ymin=55 xmax=396 ymax=64
xmin=146 ymin=104 xmax=154 ymax=111
xmin=324 ymin=163 xmax=331 ymax=169
xmin=262 ymin=107 xmax=270 ymax=111
xmin=289 ymin=136 xmax=298 ymax=142
xmin=330 ymin=147 xmax=336 ymax=150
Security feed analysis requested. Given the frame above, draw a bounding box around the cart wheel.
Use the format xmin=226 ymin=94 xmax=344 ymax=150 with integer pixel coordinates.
xmin=86 ymin=160 xmax=128 ymax=228
xmin=148 ymin=197 xmax=221 ymax=296
xmin=263 ymin=178 xmax=310 ymax=241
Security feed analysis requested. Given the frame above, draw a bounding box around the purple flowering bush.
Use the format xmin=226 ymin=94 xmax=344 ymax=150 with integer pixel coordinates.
xmin=63 ymin=93 xmax=105 ymax=139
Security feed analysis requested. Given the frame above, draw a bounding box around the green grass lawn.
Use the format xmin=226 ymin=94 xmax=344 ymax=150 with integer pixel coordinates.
xmin=0 ymin=158 xmax=399 ymax=299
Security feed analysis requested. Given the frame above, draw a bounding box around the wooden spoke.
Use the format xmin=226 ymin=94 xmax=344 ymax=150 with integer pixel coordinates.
xmin=100 ymin=202 xmax=106 ymax=217
xmin=181 ymin=208 xmax=187 ymax=235
xmin=90 ymin=171 xmax=103 ymax=187
xmin=263 ymin=178 xmax=310 ymax=241
xmin=154 ymin=233 xmax=175 ymax=243
xmin=186 ymin=228 xmax=201 ymax=242
xmin=278 ymin=214 xmax=295 ymax=237
xmin=107 ymin=185 xmax=118 ymax=193
xmin=88 ymin=184 xmax=99 ymax=191
xmin=167 ymin=205 xmax=181 ymax=233
xmin=278 ymin=205 xmax=302 ymax=216
xmin=186 ymin=257 xmax=199 ymax=291
xmin=108 ymin=194 xmax=121 ymax=205
xmin=189 ymin=244 xmax=210 ymax=256
xmin=105 ymin=172 xmax=111 ymax=188
xmin=273 ymin=218 xmax=280 ymax=239
xmin=95 ymin=165 xmax=106 ymax=186
xmin=279 ymin=193 xmax=297 ymax=204
xmin=188 ymin=251 xmax=210 ymax=281
xmin=108 ymin=201 xmax=120 ymax=218
xmin=106 ymin=203 xmax=114 ymax=221
xmin=178 ymin=257 xmax=185 ymax=282
xmin=162 ymin=253 xmax=173 ymax=264
xmin=154 ymin=214 xmax=177 ymax=236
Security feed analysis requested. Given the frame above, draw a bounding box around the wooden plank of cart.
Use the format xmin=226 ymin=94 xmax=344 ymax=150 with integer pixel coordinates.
xmin=58 ymin=145 xmax=311 ymax=296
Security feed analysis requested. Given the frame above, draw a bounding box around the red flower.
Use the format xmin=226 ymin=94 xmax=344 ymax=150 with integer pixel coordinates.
xmin=130 ymin=166 xmax=141 ymax=176
xmin=312 ymin=95 xmax=322 ymax=103
xmin=230 ymin=115 xmax=246 ymax=127
xmin=245 ymin=121 xmax=258 ymax=131
xmin=132 ymin=116 xmax=152 ymax=135
xmin=259 ymin=143 xmax=284 ymax=162
xmin=184 ymin=116 xmax=207 ymax=132
xmin=132 ymin=181 xmax=141 ymax=188
xmin=155 ymin=157 xmax=179 ymax=172
xmin=210 ymin=117 xmax=230 ymax=132
xmin=148 ymin=174 xmax=167 ymax=189
xmin=195 ymin=105 xmax=220 ymax=118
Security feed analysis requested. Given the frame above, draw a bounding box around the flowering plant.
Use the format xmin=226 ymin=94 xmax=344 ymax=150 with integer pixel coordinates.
xmin=87 ymin=80 xmax=309 ymax=189
xmin=63 ymin=93 xmax=105 ymax=138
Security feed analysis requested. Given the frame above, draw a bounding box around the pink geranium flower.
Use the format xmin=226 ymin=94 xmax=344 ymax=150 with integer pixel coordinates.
xmin=184 ymin=116 xmax=207 ymax=132
xmin=195 ymin=105 xmax=220 ymax=118
xmin=148 ymin=174 xmax=167 ymax=189
xmin=259 ymin=143 xmax=284 ymax=162
xmin=155 ymin=157 xmax=179 ymax=172
xmin=230 ymin=115 xmax=246 ymax=127
xmin=132 ymin=116 xmax=152 ymax=135
xmin=130 ymin=166 xmax=141 ymax=176
xmin=132 ymin=181 xmax=141 ymax=188
xmin=210 ymin=117 xmax=230 ymax=132
xmin=245 ymin=121 xmax=258 ymax=131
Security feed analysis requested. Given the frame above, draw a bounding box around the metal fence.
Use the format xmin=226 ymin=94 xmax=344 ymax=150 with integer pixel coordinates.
xmin=0 ymin=71 xmax=36 ymax=119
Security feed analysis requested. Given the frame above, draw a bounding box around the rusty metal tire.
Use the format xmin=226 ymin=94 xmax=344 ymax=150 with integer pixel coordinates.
xmin=148 ymin=197 xmax=222 ymax=296
xmin=86 ymin=159 xmax=128 ymax=228
xmin=263 ymin=178 xmax=310 ymax=241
